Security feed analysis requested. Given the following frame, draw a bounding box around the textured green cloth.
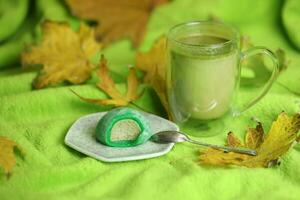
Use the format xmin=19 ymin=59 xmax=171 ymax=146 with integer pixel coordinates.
xmin=1 ymin=0 xmax=300 ymax=199
xmin=282 ymin=0 xmax=300 ymax=50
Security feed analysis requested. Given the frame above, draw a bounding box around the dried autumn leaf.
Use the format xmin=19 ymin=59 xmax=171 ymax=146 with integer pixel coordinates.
xmin=136 ymin=37 xmax=171 ymax=118
xmin=199 ymin=112 xmax=300 ymax=168
xmin=22 ymin=20 xmax=101 ymax=89
xmin=245 ymin=122 xmax=264 ymax=149
xmin=227 ymin=132 xmax=242 ymax=147
xmin=66 ymin=0 xmax=169 ymax=47
xmin=72 ymin=55 xmax=140 ymax=106
xmin=0 ymin=136 xmax=25 ymax=178
xmin=136 ymin=37 xmax=166 ymax=82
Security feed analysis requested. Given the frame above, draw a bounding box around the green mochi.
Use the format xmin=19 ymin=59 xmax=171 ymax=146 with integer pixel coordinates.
xmin=96 ymin=108 xmax=152 ymax=147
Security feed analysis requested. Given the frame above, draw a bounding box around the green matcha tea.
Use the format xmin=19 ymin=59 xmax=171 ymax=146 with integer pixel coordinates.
xmin=169 ymin=35 xmax=238 ymax=120
xmin=178 ymin=35 xmax=229 ymax=45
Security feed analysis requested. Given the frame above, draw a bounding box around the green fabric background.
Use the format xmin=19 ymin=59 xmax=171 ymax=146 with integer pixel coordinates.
xmin=1 ymin=0 xmax=300 ymax=199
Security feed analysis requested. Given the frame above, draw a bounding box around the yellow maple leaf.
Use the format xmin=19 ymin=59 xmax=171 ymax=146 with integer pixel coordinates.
xmin=0 ymin=136 xmax=25 ymax=178
xmin=199 ymin=112 xmax=300 ymax=168
xmin=66 ymin=0 xmax=169 ymax=47
xmin=136 ymin=37 xmax=171 ymax=118
xmin=245 ymin=122 xmax=264 ymax=149
xmin=72 ymin=55 xmax=140 ymax=106
xmin=22 ymin=20 xmax=101 ymax=89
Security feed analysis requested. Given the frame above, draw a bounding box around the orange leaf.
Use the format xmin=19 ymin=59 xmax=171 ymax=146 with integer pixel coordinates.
xmin=125 ymin=66 xmax=139 ymax=101
xmin=226 ymin=132 xmax=242 ymax=147
xmin=22 ymin=21 xmax=101 ymax=89
xmin=97 ymin=56 xmax=124 ymax=101
xmin=0 ymin=136 xmax=25 ymax=178
xmin=72 ymin=55 xmax=140 ymax=107
xmin=66 ymin=0 xmax=169 ymax=47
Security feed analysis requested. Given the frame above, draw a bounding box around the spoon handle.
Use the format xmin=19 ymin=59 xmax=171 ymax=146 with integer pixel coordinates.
xmin=187 ymin=139 xmax=257 ymax=156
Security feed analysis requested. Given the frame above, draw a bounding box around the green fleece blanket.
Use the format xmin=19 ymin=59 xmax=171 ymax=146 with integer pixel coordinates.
xmin=1 ymin=0 xmax=300 ymax=199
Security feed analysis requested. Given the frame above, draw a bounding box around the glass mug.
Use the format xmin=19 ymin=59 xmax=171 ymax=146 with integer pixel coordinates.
xmin=166 ymin=21 xmax=279 ymax=124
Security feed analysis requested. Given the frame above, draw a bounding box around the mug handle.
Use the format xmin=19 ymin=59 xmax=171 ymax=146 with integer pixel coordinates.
xmin=233 ymin=46 xmax=279 ymax=116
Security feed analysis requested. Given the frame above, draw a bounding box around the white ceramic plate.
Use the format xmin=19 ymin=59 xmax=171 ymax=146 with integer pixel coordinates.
xmin=65 ymin=111 xmax=179 ymax=162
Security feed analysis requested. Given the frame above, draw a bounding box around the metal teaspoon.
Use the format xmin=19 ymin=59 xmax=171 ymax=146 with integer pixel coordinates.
xmin=151 ymin=130 xmax=257 ymax=156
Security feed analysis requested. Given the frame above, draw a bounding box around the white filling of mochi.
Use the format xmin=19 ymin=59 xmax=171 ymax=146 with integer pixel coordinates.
xmin=110 ymin=119 xmax=141 ymax=141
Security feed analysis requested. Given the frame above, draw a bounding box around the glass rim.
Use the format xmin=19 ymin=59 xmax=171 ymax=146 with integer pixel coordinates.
xmin=167 ymin=20 xmax=239 ymax=49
